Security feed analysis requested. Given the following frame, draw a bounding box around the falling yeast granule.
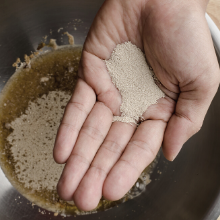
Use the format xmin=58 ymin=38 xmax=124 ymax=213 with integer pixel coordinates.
xmin=105 ymin=41 xmax=165 ymax=124
xmin=7 ymin=91 xmax=71 ymax=191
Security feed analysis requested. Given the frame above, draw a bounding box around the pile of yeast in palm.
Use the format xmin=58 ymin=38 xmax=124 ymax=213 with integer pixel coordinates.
xmin=105 ymin=41 xmax=165 ymax=124
xmin=4 ymin=41 xmax=163 ymax=214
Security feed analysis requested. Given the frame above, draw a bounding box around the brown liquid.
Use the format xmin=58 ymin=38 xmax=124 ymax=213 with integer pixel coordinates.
xmin=0 ymin=46 xmax=158 ymax=216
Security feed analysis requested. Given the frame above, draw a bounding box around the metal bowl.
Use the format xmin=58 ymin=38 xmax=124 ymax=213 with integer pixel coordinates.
xmin=0 ymin=0 xmax=220 ymax=219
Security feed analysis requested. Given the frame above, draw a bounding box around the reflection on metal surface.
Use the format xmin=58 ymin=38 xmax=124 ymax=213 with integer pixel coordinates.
xmin=206 ymin=13 xmax=220 ymax=57
xmin=0 ymin=0 xmax=220 ymax=220
xmin=0 ymin=169 xmax=12 ymax=192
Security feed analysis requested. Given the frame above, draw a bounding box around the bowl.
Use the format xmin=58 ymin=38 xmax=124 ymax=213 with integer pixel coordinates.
xmin=0 ymin=0 xmax=220 ymax=219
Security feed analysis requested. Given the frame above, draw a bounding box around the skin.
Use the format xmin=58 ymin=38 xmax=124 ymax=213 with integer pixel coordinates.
xmin=53 ymin=0 xmax=220 ymax=211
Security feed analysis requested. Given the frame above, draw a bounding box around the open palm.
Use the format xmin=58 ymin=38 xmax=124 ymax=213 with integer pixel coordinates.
xmin=53 ymin=0 xmax=220 ymax=211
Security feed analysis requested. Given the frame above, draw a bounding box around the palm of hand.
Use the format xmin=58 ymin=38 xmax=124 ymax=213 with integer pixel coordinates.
xmin=53 ymin=0 xmax=219 ymax=211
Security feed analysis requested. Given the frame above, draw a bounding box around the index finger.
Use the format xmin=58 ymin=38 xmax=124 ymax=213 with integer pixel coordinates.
xmin=53 ymin=79 xmax=96 ymax=164
xmin=103 ymin=120 xmax=166 ymax=201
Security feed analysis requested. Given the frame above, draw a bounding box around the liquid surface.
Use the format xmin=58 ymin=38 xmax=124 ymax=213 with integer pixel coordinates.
xmin=0 ymin=46 xmax=158 ymax=215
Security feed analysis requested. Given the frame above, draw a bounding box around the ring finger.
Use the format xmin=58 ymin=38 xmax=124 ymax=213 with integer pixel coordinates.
xmin=73 ymin=121 xmax=136 ymax=211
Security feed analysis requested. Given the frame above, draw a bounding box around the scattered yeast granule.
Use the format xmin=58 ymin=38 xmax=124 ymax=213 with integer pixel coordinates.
xmin=105 ymin=41 xmax=165 ymax=124
xmin=7 ymin=91 xmax=71 ymax=191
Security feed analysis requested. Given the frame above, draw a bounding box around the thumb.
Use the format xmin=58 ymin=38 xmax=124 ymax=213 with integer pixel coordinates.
xmin=162 ymin=74 xmax=220 ymax=161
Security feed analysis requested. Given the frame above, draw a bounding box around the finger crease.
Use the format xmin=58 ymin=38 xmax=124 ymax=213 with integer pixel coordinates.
xmin=175 ymin=112 xmax=193 ymax=123
xmin=158 ymin=118 xmax=168 ymax=124
xmin=61 ymin=122 xmax=80 ymax=133
xmin=83 ymin=49 xmax=105 ymax=63
xmin=178 ymin=96 xmax=199 ymax=101
xmin=68 ymin=101 xmax=89 ymax=115
xmin=97 ymin=88 xmax=114 ymax=99
xmin=96 ymin=101 xmax=113 ymax=115
xmin=102 ymin=140 xmax=124 ymax=155
xmin=70 ymin=153 xmax=90 ymax=165
xmin=180 ymin=75 xmax=199 ymax=91
xmin=81 ymin=125 xmax=104 ymax=141
xmin=129 ymin=140 xmax=156 ymax=158
xmin=142 ymin=118 xmax=168 ymax=124
xmin=120 ymin=159 xmax=139 ymax=173
xmin=90 ymin=165 xmax=107 ymax=177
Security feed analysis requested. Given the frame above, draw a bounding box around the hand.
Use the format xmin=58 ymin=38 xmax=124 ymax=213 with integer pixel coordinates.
xmin=53 ymin=0 xmax=220 ymax=211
